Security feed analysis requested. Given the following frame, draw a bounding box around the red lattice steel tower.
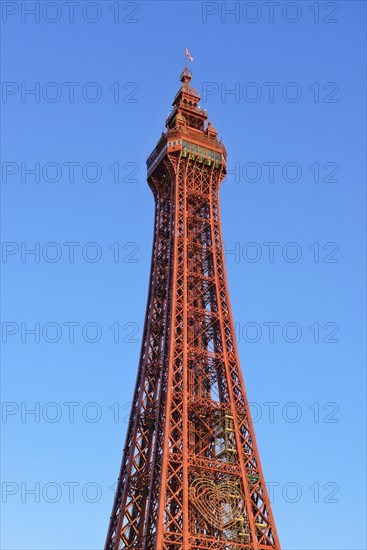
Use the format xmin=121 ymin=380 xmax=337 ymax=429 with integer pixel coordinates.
xmin=105 ymin=68 xmax=280 ymax=550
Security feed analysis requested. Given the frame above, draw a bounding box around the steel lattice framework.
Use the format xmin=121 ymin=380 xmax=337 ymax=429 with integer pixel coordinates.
xmin=105 ymin=68 xmax=281 ymax=550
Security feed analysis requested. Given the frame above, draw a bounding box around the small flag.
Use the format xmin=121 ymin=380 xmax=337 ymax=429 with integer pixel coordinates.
xmin=186 ymin=48 xmax=194 ymax=62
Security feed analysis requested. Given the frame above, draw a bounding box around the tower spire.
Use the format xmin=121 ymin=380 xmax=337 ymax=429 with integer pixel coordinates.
xmin=105 ymin=69 xmax=280 ymax=550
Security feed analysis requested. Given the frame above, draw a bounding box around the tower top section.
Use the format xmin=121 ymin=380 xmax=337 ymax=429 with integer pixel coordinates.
xmin=147 ymin=68 xmax=226 ymax=177
xmin=174 ymin=67 xmax=200 ymax=102
xmin=166 ymin=67 xmax=207 ymax=132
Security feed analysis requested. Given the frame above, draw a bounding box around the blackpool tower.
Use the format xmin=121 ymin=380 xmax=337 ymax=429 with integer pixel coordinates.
xmin=105 ymin=67 xmax=280 ymax=550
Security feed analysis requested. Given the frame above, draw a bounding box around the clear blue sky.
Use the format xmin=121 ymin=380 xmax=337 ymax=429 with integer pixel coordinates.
xmin=1 ymin=1 xmax=366 ymax=549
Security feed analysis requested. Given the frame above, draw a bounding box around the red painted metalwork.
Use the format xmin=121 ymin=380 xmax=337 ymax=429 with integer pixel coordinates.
xmin=105 ymin=68 xmax=281 ymax=550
